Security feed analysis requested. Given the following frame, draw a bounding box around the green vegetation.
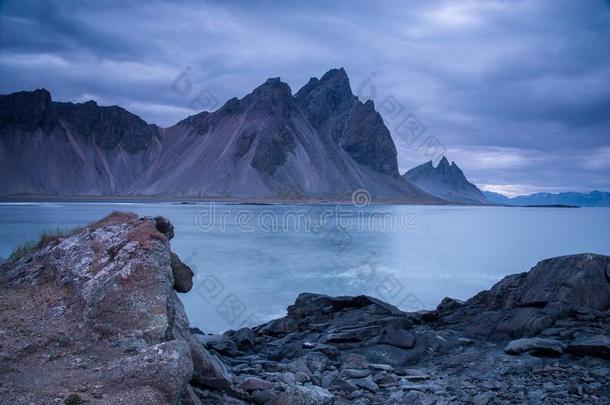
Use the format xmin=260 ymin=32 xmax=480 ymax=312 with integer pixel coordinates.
xmin=8 ymin=225 xmax=83 ymax=262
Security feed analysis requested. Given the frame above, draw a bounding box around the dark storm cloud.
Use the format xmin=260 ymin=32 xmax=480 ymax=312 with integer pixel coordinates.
xmin=1 ymin=0 xmax=609 ymax=195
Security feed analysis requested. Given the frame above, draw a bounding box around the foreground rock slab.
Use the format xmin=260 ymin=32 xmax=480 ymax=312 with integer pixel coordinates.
xmin=0 ymin=212 xmax=229 ymax=404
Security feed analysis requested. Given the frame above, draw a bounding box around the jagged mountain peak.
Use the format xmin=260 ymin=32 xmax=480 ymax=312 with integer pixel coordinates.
xmin=424 ymin=156 xmax=466 ymax=177
xmin=434 ymin=156 xmax=451 ymax=172
xmin=226 ymin=77 xmax=294 ymax=114
xmin=319 ymin=67 xmax=350 ymax=89
xmin=293 ymin=67 xmax=399 ymax=178
xmin=294 ymin=67 xmax=353 ymax=107
xmin=179 ymin=77 xmax=295 ymax=132
xmin=404 ymin=157 xmax=489 ymax=204
xmin=15 ymin=88 xmax=51 ymax=101
xmin=252 ymin=77 xmax=292 ymax=98
xmin=0 ymin=88 xmax=52 ymax=103
xmin=363 ymin=99 xmax=375 ymax=110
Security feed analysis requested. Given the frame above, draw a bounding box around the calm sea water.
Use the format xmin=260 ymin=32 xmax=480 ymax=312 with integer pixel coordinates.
xmin=1 ymin=202 xmax=609 ymax=333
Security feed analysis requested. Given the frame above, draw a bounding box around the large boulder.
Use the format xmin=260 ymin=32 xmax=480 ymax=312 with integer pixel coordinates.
xmin=287 ymin=293 xmax=404 ymax=319
xmin=515 ymin=254 xmax=610 ymax=316
xmin=504 ymin=337 xmax=566 ymax=356
xmin=0 ymin=212 xmax=230 ymax=403
xmin=447 ymin=253 xmax=610 ymax=339
xmin=466 ymin=254 xmax=610 ymax=313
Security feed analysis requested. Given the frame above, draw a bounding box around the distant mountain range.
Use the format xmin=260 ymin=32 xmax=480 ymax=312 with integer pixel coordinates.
xmin=483 ymin=191 xmax=610 ymax=207
xmin=0 ymin=68 xmax=440 ymax=203
xmin=403 ymin=157 xmax=489 ymax=204
xmin=2 ymin=68 xmax=605 ymax=206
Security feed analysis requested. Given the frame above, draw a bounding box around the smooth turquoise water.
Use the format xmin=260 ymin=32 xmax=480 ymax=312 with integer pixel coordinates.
xmin=1 ymin=202 xmax=609 ymax=333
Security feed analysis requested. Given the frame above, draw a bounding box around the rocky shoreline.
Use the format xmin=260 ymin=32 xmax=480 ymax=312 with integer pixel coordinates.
xmin=1 ymin=213 xmax=609 ymax=404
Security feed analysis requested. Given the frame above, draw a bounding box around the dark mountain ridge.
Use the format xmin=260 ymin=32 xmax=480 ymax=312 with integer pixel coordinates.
xmin=0 ymin=69 xmax=441 ymax=203
xmin=0 ymin=89 xmax=161 ymax=195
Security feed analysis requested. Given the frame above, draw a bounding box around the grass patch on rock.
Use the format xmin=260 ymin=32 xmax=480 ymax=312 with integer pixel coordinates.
xmin=8 ymin=225 xmax=83 ymax=262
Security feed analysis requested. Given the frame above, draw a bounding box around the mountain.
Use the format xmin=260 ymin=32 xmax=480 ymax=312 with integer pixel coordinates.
xmin=403 ymin=157 xmax=489 ymax=204
xmin=0 ymin=69 xmax=439 ymax=203
xmin=0 ymin=89 xmax=161 ymax=195
xmin=483 ymin=190 xmax=610 ymax=207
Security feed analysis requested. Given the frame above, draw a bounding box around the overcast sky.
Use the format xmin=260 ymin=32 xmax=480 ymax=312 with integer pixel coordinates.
xmin=1 ymin=0 xmax=609 ymax=195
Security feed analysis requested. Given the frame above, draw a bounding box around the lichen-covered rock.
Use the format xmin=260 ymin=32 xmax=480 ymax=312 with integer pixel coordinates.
xmin=0 ymin=212 xmax=231 ymax=404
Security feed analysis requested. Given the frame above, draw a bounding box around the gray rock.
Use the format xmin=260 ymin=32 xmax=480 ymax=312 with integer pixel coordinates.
xmin=154 ymin=216 xmax=174 ymax=240
xmin=320 ymin=370 xmax=339 ymax=388
xmin=231 ymin=327 xmax=256 ymax=351
xmin=269 ymin=384 xmax=334 ymax=405
xmin=281 ymin=372 xmax=297 ymax=384
xmin=351 ymin=376 xmax=379 ymax=392
xmin=368 ymin=363 xmax=394 ymax=372
xmin=455 ymin=253 xmax=610 ymax=339
xmin=105 ymin=340 xmax=193 ymax=403
xmin=517 ymin=254 xmax=610 ymax=316
xmin=402 ymin=390 xmax=439 ymax=404
xmin=181 ymin=385 xmax=203 ymax=405
xmin=341 ymin=368 xmax=371 ymax=379
xmin=381 ymin=328 xmax=416 ymax=349
xmin=238 ymin=377 xmax=274 ymax=392
xmin=170 ymin=252 xmax=194 ymax=293
xmin=252 ymin=389 xmax=278 ymax=404
xmin=472 ymin=391 xmax=494 ymax=405
xmin=436 ymin=296 xmax=466 ymax=311
xmin=504 ymin=337 xmax=566 ymax=356
xmin=567 ymin=335 xmax=610 ymax=359
xmin=322 ymin=325 xmax=385 ymax=344
xmin=287 ymin=293 xmax=404 ymax=319
xmin=197 ymin=334 xmax=241 ymax=356
xmin=342 ymin=353 xmax=369 ymax=369
xmin=258 ymin=317 xmax=299 ymax=336
xmin=305 ymin=351 xmax=328 ymax=373
xmin=176 ymin=309 xmax=233 ymax=391
xmin=295 ymin=371 xmax=311 ymax=384
xmin=373 ymin=372 xmax=398 ymax=386
xmin=540 ymin=327 xmax=564 ymax=336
